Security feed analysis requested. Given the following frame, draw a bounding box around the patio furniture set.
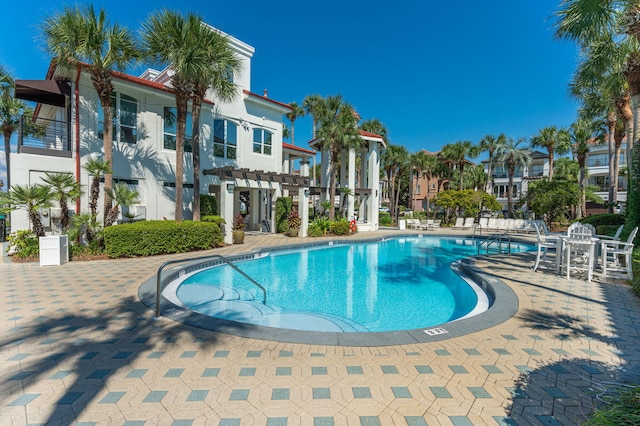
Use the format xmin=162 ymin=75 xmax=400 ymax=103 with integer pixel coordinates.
xmin=532 ymin=222 xmax=637 ymax=282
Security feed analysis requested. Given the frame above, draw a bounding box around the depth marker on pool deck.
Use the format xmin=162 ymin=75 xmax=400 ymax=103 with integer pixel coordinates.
xmin=423 ymin=328 xmax=448 ymax=336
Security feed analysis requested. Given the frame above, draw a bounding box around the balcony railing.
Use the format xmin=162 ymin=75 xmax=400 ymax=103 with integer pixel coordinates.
xmin=18 ymin=114 xmax=72 ymax=158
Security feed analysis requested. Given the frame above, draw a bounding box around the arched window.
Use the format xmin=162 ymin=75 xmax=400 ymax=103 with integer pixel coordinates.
xmin=213 ymin=119 xmax=238 ymax=159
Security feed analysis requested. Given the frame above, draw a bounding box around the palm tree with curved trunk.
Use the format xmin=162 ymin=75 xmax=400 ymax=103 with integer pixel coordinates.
xmin=41 ymin=5 xmax=139 ymax=223
xmin=479 ymin=134 xmax=507 ymax=193
xmin=530 ymin=126 xmax=571 ymax=182
xmin=496 ymin=138 xmax=532 ymax=218
xmin=186 ymin=21 xmax=241 ymax=221
xmin=314 ymin=95 xmax=362 ymax=220
xmin=41 ymin=172 xmax=83 ymax=231
xmin=439 ymin=140 xmax=477 ymax=190
xmin=286 ymin=102 xmax=305 ymax=145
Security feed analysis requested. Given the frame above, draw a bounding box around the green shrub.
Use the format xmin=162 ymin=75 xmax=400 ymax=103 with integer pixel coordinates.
xmin=331 ymin=219 xmax=351 ymax=235
xmin=7 ymin=230 xmax=39 ymax=259
xmin=103 ymin=220 xmax=222 ymax=258
xmin=632 ymin=247 xmax=640 ymax=295
xmin=379 ymin=212 xmax=392 ymax=226
xmin=596 ymin=224 xmax=622 ymax=238
xmin=200 ymin=194 xmax=218 ymax=216
xmin=584 ymin=384 xmax=640 ymax=425
xmin=202 ymin=215 xmax=225 ymax=226
xmin=275 ymin=197 xmax=293 ymax=233
xmin=307 ymin=222 xmax=324 ymax=237
xmin=580 ymin=213 xmax=625 ymax=227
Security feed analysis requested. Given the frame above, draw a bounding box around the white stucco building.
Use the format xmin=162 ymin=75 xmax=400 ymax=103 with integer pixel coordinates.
xmin=10 ymin=24 xmax=384 ymax=242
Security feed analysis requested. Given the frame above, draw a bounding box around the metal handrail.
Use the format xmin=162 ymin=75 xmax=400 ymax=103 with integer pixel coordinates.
xmin=155 ymin=254 xmax=266 ymax=318
xmin=477 ymin=234 xmax=512 ymax=255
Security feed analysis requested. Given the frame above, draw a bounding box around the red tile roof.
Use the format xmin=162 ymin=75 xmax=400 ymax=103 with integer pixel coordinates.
xmin=359 ymin=130 xmax=383 ymax=139
xmin=283 ymin=142 xmax=315 ymax=155
xmin=243 ymin=90 xmax=292 ymax=110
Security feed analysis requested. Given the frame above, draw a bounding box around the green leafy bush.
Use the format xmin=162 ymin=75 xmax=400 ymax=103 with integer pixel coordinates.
xmin=275 ymin=197 xmax=293 ymax=233
xmin=202 ymin=215 xmax=225 ymax=226
xmin=596 ymin=224 xmax=622 ymax=237
xmin=307 ymin=222 xmax=324 ymax=237
xmin=7 ymin=230 xmax=39 ymax=259
xmin=580 ymin=214 xmax=625 ymax=227
xmin=379 ymin=212 xmax=392 ymax=225
xmin=200 ymin=194 xmax=218 ymax=216
xmin=331 ymin=219 xmax=351 ymax=235
xmin=103 ymin=220 xmax=222 ymax=258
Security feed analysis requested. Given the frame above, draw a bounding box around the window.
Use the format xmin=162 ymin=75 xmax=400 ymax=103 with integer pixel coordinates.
xmin=163 ymin=182 xmax=194 ymax=189
xmin=253 ymin=128 xmax=272 ymax=155
xmin=587 ymin=154 xmax=608 ymax=168
xmin=98 ymin=92 xmax=138 ymax=144
xmin=213 ymin=119 xmax=238 ymax=159
xmin=416 ymin=184 xmax=420 ymax=195
xmin=163 ymin=107 xmax=193 ymax=152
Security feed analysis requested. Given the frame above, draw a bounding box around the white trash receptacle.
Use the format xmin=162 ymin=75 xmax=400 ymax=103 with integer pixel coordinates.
xmin=399 ymin=219 xmax=406 ymax=230
xmin=39 ymin=235 xmax=69 ymax=266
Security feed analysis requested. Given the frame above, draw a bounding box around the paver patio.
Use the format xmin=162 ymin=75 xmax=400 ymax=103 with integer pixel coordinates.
xmin=1 ymin=229 xmax=640 ymax=425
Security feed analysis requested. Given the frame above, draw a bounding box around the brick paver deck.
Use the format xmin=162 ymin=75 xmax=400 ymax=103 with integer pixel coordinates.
xmin=1 ymin=229 xmax=639 ymax=425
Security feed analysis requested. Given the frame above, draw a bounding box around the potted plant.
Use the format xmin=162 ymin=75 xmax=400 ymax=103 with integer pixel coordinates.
xmin=287 ymin=210 xmax=301 ymax=237
xmin=232 ymin=213 xmax=246 ymax=244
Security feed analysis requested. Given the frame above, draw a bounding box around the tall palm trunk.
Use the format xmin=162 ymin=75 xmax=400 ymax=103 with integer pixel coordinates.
xmin=191 ymin=91 xmax=203 ymax=221
xmin=3 ymin=128 xmax=10 ymax=190
xmin=96 ymin=79 xmax=114 ymax=223
xmin=507 ymin=162 xmax=515 ymax=219
xmin=607 ymin=112 xmax=617 ymax=212
xmin=578 ymin=155 xmax=587 ymax=219
xmin=174 ymin=90 xmax=188 ymax=221
xmin=28 ymin=207 xmax=45 ymax=237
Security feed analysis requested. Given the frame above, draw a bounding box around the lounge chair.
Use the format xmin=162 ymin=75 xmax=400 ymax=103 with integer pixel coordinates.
xmin=477 ymin=217 xmax=489 ymax=231
xmin=452 ymin=217 xmax=465 ymax=229
xmin=486 ymin=218 xmax=498 ymax=231
xmin=495 ymin=218 xmax=507 ymax=232
xmin=428 ymin=219 xmax=441 ymax=231
xmin=419 ymin=220 xmax=432 ymax=230
xmin=462 ymin=217 xmax=475 ymax=230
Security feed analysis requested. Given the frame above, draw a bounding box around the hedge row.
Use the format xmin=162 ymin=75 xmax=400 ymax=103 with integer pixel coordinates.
xmin=103 ymin=220 xmax=223 ymax=258
xmin=579 ymin=213 xmax=625 ymax=227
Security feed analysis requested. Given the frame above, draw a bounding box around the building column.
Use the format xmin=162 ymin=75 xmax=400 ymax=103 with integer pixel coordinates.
xmin=219 ymin=181 xmax=235 ymax=244
xmin=367 ymin=142 xmax=380 ymax=230
xmin=348 ymin=148 xmax=356 ymax=220
xmin=298 ymin=186 xmax=309 ymax=237
xmin=321 ymin=147 xmax=331 ymax=203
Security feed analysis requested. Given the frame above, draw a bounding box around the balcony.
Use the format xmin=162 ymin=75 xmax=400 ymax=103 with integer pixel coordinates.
xmin=18 ymin=114 xmax=72 ymax=158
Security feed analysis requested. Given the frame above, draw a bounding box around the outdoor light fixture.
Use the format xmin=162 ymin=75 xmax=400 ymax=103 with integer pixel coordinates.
xmin=304 ymin=189 xmax=310 ymax=197
xmin=226 ymin=182 xmax=235 ymax=192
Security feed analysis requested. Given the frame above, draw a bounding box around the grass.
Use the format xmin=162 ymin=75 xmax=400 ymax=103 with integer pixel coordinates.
xmin=583 ymin=385 xmax=640 ymax=425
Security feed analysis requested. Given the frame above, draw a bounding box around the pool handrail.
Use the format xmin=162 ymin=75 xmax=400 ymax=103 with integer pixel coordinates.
xmin=155 ymin=254 xmax=267 ymax=318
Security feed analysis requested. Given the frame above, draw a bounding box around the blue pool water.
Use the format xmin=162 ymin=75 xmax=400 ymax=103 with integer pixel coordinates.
xmin=168 ymin=237 xmax=532 ymax=333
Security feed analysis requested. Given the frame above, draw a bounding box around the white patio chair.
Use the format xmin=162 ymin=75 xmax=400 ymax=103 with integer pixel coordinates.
xmin=419 ymin=220 xmax=431 ymax=230
xmin=462 ymin=217 xmax=475 ymax=230
xmin=601 ymin=227 xmax=638 ymax=280
xmin=452 ymin=217 xmax=464 ymax=229
xmin=486 ymin=218 xmax=498 ymax=231
xmin=560 ymin=222 xmax=596 ymax=282
xmin=532 ymin=223 xmax=562 ymax=273
xmin=478 ymin=217 xmax=489 ymax=231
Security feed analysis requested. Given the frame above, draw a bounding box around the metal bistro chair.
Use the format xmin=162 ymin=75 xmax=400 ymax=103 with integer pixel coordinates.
xmin=561 ymin=222 xmax=596 ymax=282
xmin=601 ymin=227 xmax=638 ymax=281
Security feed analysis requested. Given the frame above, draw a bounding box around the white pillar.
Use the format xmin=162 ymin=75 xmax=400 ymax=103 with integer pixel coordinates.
xmin=367 ymin=142 xmax=380 ymax=231
xmin=298 ymin=186 xmax=309 ymax=237
xmin=219 ymin=181 xmax=235 ymax=244
xmin=321 ymin=147 xmax=331 ymax=203
xmin=348 ymin=148 xmax=356 ymax=220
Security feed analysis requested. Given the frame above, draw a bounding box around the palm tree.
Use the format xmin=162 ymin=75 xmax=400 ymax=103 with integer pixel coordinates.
xmin=530 ymin=126 xmax=571 ymax=181
xmin=496 ymin=138 xmax=532 ymax=218
xmin=478 ymin=134 xmax=507 ymax=193
xmin=303 ymin=94 xmax=323 ymax=138
xmin=410 ymin=150 xmax=429 ymax=211
xmin=142 ymin=10 xmax=207 ymax=221
xmin=360 ymin=118 xmax=389 ymax=144
xmin=83 ymin=158 xmax=111 ymax=231
xmin=1 ymin=95 xmax=28 ymax=191
xmin=104 ymin=182 xmax=139 ymax=227
xmin=313 ymin=95 xmax=362 ymax=220
xmin=41 ymin=172 xmax=83 ymax=231
xmin=439 ymin=140 xmax=477 ymax=190
xmin=286 ymin=102 xmax=305 ymax=145
xmin=41 ymin=5 xmax=139 ymax=222
xmin=7 ymin=184 xmax=53 ymax=236
xmin=381 ymin=144 xmax=409 ymax=221
xmin=570 ymin=118 xmax=596 ymax=218
xmin=188 ymin=21 xmax=241 ymax=221
xmin=468 ymin=164 xmax=488 ymax=191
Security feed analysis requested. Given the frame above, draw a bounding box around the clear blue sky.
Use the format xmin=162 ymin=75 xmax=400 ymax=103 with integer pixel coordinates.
xmin=0 ymin=0 xmax=579 ymax=183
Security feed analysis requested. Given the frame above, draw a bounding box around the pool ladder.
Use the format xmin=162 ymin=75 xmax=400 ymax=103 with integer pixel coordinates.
xmin=155 ymin=254 xmax=266 ymax=318
xmin=477 ymin=234 xmax=512 ymax=255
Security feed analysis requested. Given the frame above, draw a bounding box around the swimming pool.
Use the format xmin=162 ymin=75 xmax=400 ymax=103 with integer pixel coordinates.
xmin=162 ymin=236 xmax=532 ymax=335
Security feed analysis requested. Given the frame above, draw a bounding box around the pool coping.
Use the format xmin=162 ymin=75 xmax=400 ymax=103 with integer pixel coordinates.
xmin=138 ymin=234 xmax=527 ymax=346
